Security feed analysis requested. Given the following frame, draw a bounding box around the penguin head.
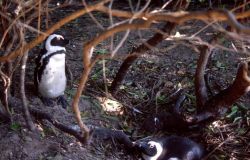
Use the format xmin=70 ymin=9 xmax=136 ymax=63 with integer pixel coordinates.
xmin=45 ymin=34 xmax=69 ymax=53
xmin=135 ymin=140 xmax=163 ymax=160
xmin=134 ymin=136 xmax=204 ymax=160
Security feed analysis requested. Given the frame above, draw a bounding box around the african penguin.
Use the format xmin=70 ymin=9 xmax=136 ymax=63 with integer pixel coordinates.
xmin=34 ymin=34 xmax=69 ymax=108
xmin=134 ymin=135 xmax=204 ymax=160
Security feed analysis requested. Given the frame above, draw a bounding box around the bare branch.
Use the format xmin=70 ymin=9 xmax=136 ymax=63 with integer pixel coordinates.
xmin=0 ymin=0 xmax=111 ymax=62
xmin=195 ymin=34 xmax=221 ymax=108
xmin=205 ymin=61 xmax=250 ymax=111
xmin=110 ymin=22 xmax=176 ymax=92
xmin=30 ymin=108 xmax=86 ymax=143
xmin=1 ymin=4 xmax=250 ymax=63
xmin=20 ymin=48 xmax=35 ymax=131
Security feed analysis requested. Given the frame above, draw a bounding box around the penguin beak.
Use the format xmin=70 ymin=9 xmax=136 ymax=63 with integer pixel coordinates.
xmin=62 ymin=39 xmax=69 ymax=45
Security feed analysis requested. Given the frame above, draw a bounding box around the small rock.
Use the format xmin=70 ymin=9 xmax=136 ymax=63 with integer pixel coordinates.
xmin=54 ymin=154 xmax=63 ymax=160
xmin=24 ymin=136 xmax=33 ymax=142
xmin=177 ymin=70 xmax=185 ymax=75
xmin=165 ymin=81 xmax=173 ymax=87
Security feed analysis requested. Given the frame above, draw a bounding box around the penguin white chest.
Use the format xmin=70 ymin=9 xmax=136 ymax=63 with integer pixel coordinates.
xmin=39 ymin=54 xmax=66 ymax=98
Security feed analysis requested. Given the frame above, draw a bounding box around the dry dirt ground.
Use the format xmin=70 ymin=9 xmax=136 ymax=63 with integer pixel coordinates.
xmin=0 ymin=3 xmax=250 ymax=160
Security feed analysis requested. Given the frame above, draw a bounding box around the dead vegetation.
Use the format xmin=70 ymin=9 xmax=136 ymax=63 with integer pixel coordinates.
xmin=0 ymin=0 xmax=250 ymax=159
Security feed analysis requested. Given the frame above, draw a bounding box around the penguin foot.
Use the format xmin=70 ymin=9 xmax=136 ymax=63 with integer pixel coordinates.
xmin=41 ymin=97 xmax=55 ymax=107
xmin=57 ymin=96 xmax=68 ymax=109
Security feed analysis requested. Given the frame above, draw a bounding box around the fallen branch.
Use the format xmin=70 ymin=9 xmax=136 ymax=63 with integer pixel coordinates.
xmin=8 ymin=95 xmax=133 ymax=146
xmin=205 ymin=61 xmax=250 ymax=112
xmin=91 ymin=127 xmax=134 ymax=150
xmin=110 ymin=22 xmax=176 ymax=93
xmin=30 ymin=108 xmax=86 ymax=143
xmin=31 ymin=108 xmax=134 ymax=148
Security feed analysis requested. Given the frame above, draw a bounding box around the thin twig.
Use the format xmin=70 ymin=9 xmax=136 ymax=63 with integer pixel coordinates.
xmin=0 ymin=0 xmax=111 ymax=62
xmin=20 ymin=50 xmax=35 ymax=131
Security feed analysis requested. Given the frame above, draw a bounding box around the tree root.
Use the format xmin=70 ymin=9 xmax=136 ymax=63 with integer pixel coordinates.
xmin=30 ymin=108 xmax=86 ymax=143
xmin=7 ymin=96 xmax=134 ymax=147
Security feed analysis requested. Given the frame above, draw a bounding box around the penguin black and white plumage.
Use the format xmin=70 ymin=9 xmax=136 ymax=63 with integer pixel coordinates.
xmin=34 ymin=34 xmax=69 ymax=108
xmin=134 ymin=135 xmax=204 ymax=160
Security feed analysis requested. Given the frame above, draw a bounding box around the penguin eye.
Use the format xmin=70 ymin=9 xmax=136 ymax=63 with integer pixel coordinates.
xmin=149 ymin=144 xmax=155 ymax=148
xmin=154 ymin=117 xmax=159 ymax=125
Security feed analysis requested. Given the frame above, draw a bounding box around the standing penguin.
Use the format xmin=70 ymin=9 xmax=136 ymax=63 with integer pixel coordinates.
xmin=134 ymin=135 xmax=204 ymax=160
xmin=34 ymin=34 xmax=69 ymax=108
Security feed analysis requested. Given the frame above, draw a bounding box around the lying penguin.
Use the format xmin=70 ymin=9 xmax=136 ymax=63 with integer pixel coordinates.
xmin=34 ymin=34 xmax=69 ymax=108
xmin=134 ymin=135 xmax=204 ymax=160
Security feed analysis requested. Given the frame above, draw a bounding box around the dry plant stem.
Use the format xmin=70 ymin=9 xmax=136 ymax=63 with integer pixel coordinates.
xmin=74 ymin=2 xmax=186 ymax=140
xmin=110 ymin=0 xmax=189 ymax=93
xmin=0 ymin=27 xmax=18 ymax=116
xmin=195 ymin=45 xmax=211 ymax=108
xmin=191 ymin=61 xmax=250 ymax=123
xmin=0 ymin=1 xmax=41 ymax=49
xmin=0 ymin=66 xmax=11 ymax=116
xmin=204 ymin=62 xmax=250 ymax=111
xmin=74 ymin=20 xmax=177 ymax=141
xmin=1 ymin=6 xmax=248 ymax=60
xmin=110 ymin=22 xmax=176 ymax=93
xmin=66 ymin=63 xmax=73 ymax=87
xmin=29 ymin=108 xmax=85 ymax=143
xmin=8 ymin=95 xmax=86 ymax=142
xmin=72 ymin=68 xmax=91 ymax=142
xmin=203 ymin=136 xmax=231 ymax=160
xmin=92 ymin=127 xmax=134 ymax=149
xmin=0 ymin=0 xmax=111 ymax=62
xmin=20 ymin=51 xmax=35 ymax=131
xmin=195 ymin=34 xmax=221 ymax=109
xmin=110 ymin=54 xmax=138 ymax=92
xmin=30 ymin=108 xmax=133 ymax=147
xmin=37 ymin=0 xmax=41 ymax=34
xmin=97 ymin=6 xmax=250 ymax=25
xmin=1 ymin=8 xmax=250 ymax=62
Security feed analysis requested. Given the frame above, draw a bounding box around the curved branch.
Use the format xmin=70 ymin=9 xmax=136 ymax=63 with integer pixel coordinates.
xmin=110 ymin=22 xmax=176 ymax=93
xmin=150 ymin=9 xmax=250 ymax=33
xmin=0 ymin=0 xmax=111 ymax=62
xmin=97 ymin=6 xmax=250 ymax=21
xmin=73 ymin=19 xmax=158 ymax=141
xmin=195 ymin=33 xmax=222 ymax=109
xmin=1 ymin=7 xmax=250 ymax=62
xmin=20 ymin=50 xmax=35 ymax=131
xmin=30 ymin=108 xmax=85 ymax=143
xmin=191 ymin=61 xmax=250 ymax=123
xmin=73 ymin=8 xmax=250 ymax=141
xmin=195 ymin=45 xmax=211 ymax=108
xmin=205 ymin=61 xmax=250 ymax=110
